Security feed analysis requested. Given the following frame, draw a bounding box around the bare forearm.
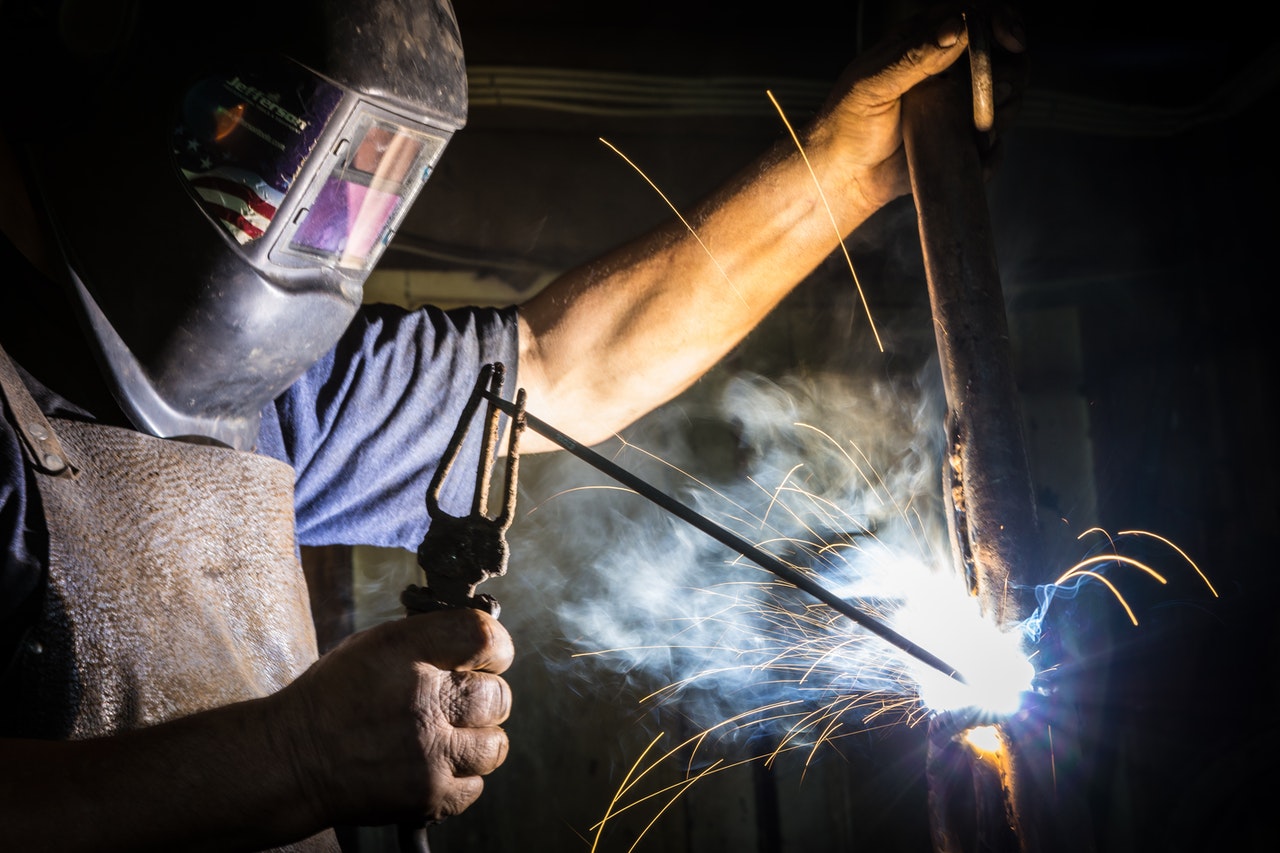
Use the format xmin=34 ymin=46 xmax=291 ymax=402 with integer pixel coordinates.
xmin=0 ymin=697 xmax=319 ymax=853
xmin=511 ymin=15 xmax=1004 ymax=451
xmin=517 ymin=122 xmax=892 ymax=449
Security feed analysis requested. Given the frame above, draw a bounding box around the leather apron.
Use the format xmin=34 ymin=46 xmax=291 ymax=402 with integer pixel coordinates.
xmin=0 ymin=344 xmax=340 ymax=852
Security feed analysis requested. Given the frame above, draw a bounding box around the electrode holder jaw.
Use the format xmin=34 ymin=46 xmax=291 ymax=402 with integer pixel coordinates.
xmin=402 ymin=362 xmax=526 ymax=620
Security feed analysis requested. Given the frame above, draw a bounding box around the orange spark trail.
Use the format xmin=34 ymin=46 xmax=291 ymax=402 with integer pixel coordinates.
xmin=598 ymin=137 xmax=746 ymax=307
xmin=766 ymin=89 xmax=884 ymax=352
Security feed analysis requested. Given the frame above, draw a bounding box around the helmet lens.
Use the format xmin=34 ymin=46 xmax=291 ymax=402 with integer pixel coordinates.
xmin=288 ymin=117 xmax=443 ymax=269
xmin=175 ymin=58 xmax=450 ymax=274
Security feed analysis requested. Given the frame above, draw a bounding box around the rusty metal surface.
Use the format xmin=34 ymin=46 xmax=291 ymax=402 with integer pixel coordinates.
xmin=900 ymin=25 xmax=1090 ymax=853
xmin=902 ymin=61 xmax=1040 ymax=630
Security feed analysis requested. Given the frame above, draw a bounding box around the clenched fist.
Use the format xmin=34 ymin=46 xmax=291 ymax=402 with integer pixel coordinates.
xmin=274 ymin=607 xmax=514 ymax=828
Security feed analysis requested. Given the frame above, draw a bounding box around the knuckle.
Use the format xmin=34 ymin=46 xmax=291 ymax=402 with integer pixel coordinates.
xmin=440 ymin=671 xmax=510 ymax=726
xmin=479 ymin=728 xmax=509 ymax=771
xmin=451 ymin=727 xmax=509 ymax=776
xmin=442 ymin=670 xmax=473 ymax=721
xmin=436 ymin=777 xmax=484 ymax=821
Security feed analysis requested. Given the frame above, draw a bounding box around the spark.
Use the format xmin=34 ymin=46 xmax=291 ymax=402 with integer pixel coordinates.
xmin=767 ymin=90 xmax=884 ymax=351
xmin=598 ymin=137 xmax=746 ymax=307
xmin=560 ymin=463 xmax=1035 ymax=848
xmin=614 ymin=434 xmax=764 ymax=527
xmin=1054 ymin=569 xmax=1142 ymax=624
xmin=1033 ymin=530 xmax=1218 ymax=627
xmin=543 ymin=88 xmax=1222 ymax=845
xmin=1117 ymin=528 xmax=1218 ymax=597
xmin=1048 ymin=724 xmax=1057 ymax=793
xmin=601 ymin=87 xmax=884 ymax=348
xmin=1054 ymin=554 xmax=1166 ymax=626
xmin=793 ymin=421 xmax=934 ymax=557
xmin=1056 ymin=554 xmax=1167 ymax=587
xmin=587 ymin=693 xmax=919 ymax=853
xmin=557 ymin=466 xmax=1213 ymax=850
xmin=524 ymin=484 xmax=638 ymax=516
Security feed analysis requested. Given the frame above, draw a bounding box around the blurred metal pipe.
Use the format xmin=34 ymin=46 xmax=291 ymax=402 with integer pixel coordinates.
xmin=901 ymin=44 xmax=1040 ymax=633
xmin=901 ymin=20 xmax=1044 ymax=853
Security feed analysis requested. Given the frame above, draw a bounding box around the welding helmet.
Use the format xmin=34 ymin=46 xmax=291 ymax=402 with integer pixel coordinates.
xmin=2 ymin=0 xmax=466 ymax=449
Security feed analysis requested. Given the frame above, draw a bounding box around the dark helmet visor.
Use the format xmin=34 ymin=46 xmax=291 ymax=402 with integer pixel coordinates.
xmin=174 ymin=55 xmax=449 ymax=276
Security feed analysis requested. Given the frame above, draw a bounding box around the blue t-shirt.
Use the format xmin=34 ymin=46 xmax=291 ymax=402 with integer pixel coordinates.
xmin=259 ymin=301 xmax=520 ymax=548
xmin=1 ymin=299 xmax=520 ymax=656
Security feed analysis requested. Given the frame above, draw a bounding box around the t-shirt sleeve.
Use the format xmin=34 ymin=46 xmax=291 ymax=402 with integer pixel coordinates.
xmin=256 ymin=301 xmax=521 ymax=551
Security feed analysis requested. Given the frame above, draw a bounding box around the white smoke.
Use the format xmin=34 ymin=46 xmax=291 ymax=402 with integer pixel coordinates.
xmin=499 ymin=361 xmax=968 ymax=748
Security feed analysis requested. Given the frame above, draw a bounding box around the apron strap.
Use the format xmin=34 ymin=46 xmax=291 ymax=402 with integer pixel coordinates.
xmin=0 ymin=343 xmax=76 ymax=478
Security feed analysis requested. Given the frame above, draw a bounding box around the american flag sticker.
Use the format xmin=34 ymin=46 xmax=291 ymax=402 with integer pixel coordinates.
xmin=173 ymin=59 xmax=342 ymax=245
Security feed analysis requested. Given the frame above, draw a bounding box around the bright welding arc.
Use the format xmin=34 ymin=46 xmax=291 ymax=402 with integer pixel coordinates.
xmin=479 ymin=389 xmax=969 ymax=685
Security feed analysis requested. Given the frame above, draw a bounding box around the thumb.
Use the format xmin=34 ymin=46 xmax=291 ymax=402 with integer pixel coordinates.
xmin=395 ymin=608 xmax=515 ymax=675
xmin=854 ymin=13 xmax=970 ymax=109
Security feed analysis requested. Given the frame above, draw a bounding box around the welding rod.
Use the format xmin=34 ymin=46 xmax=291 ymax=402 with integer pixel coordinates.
xmin=479 ymin=390 xmax=968 ymax=684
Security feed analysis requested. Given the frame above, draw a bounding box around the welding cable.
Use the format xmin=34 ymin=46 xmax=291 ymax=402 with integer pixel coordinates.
xmin=466 ymin=49 xmax=1280 ymax=136
xmin=466 ymin=65 xmax=827 ymax=118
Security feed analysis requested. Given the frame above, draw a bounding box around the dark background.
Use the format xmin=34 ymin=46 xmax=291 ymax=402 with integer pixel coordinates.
xmin=350 ymin=2 xmax=1279 ymax=851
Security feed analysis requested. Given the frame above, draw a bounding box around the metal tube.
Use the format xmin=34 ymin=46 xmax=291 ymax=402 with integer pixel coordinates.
xmin=901 ymin=18 xmax=1095 ymax=853
xmin=901 ymin=50 xmax=1041 ymax=629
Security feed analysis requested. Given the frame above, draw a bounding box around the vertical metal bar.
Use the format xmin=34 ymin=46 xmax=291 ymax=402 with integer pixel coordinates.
xmin=900 ymin=21 xmax=1050 ymax=853
xmin=901 ymin=51 xmax=1040 ymax=632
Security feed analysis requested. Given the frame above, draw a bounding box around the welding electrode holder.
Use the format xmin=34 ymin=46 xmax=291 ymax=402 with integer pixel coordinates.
xmin=401 ymin=361 xmax=527 ymax=618
xmin=396 ymin=362 xmax=526 ymax=853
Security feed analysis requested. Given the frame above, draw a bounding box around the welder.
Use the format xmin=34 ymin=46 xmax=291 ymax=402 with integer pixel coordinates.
xmin=0 ymin=1 xmax=1025 ymax=849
